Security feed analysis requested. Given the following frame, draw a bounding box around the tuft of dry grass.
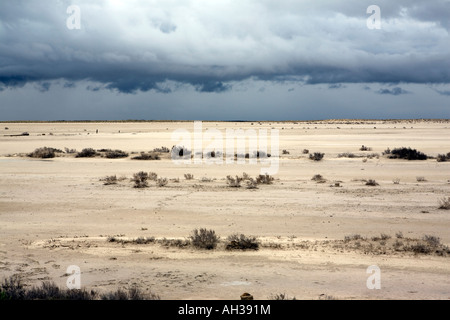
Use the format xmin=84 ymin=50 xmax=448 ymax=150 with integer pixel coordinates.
xmin=438 ymin=197 xmax=450 ymax=210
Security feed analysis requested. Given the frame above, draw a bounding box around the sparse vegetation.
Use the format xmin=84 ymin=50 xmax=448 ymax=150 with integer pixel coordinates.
xmin=225 ymin=234 xmax=259 ymax=250
xmin=309 ymin=152 xmax=324 ymax=161
xmin=189 ymin=228 xmax=219 ymax=250
xmin=302 ymin=149 xmax=309 ymax=154
xmin=148 ymin=172 xmax=158 ymax=181
xmin=393 ymin=178 xmax=400 ymax=184
xmin=436 ymin=153 xmax=450 ymax=162
xmin=416 ymin=176 xmax=426 ymax=182
xmin=101 ymin=285 xmax=160 ymax=300
xmin=282 ymin=149 xmax=290 ymax=155
xmin=245 ymin=178 xmax=258 ymax=189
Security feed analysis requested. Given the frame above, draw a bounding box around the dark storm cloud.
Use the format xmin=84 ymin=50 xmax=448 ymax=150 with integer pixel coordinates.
xmin=377 ymin=87 xmax=410 ymax=96
xmin=0 ymin=0 xmax=449 ymax=94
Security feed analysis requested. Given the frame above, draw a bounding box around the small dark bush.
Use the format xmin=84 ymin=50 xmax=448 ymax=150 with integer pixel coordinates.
xmin=152 ymin=146 xmax=170 ymax=153
xmin=437 ymin=153 xmax=450 ymax=162
xmin=365 ymin=179 xmax=379 ymax=186
xmin=269 ymin=293 xmax=296 ymax=300
xmin=184 ymin=173 xmax=194 ymax=180
xmin=309 ymin=152 xmax=324 ymax=161
xmin=101 ymin=285 xmax=159 ymax=300
xmin=76 ymin=148 xmax=97 ymax=158
xmin=302 ymin=149 xmax=309 ymax=154
xmin=132 ymin=171 xmax=149 ymax=188
xmin=360 ymin=145 xmax=372 ymax=151
xmin=282 ymin=150 xmax=290 ymax=155
xmin=226 ymin=234 xmax=259 ymax=250
xmin=189 ymin=228 xmax=219 ymax=250
xmin=102 ymin=175 xmax=118 ymax=185
xmin=388 ymin=147 xmax=427 ymax=160
xmin=156 ymin=178 xmax=168 ymax=187
xmin=28 ymin=147 xmax=60 ymax=158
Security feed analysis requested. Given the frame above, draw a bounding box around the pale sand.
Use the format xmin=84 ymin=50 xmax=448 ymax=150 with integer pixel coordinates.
xmin=0 ymin=120 xmax=449 ymax=300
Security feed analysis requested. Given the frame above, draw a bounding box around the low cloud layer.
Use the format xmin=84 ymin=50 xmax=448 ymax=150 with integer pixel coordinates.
xmin=1 ymin=0 xmax=450 ymax=94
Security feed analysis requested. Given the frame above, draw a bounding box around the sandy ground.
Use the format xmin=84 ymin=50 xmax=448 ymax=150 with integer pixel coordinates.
xmin=0 ymin=120 xmax=449 ymax=300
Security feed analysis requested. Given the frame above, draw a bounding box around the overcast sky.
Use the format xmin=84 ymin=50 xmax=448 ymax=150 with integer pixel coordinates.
xmin=0 ymin=0 xmax=449 ymax=121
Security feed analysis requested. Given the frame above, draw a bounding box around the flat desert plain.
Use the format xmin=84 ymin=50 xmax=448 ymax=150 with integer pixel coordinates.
xmin=0 ymin=120 xmax=449 ymax=300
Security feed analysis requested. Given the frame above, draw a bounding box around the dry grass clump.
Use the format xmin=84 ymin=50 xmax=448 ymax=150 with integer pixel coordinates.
xmin=184 ymin=173 xmax=194 ymax=180
xmin=107 ymin=236 xmax=156 ymax=245
xmin=225 ymin=234 xmax=259 ymax=250
xmin=438 ymin=196 xmax=450 ymax=210
xmin=245 ymin=178 xmax=258 ymax=189
xmin=100 ymin=285 xmax=160 ymax=300
xmin=436 ymin=153 xmax=450 ymax=162
xmin=152 ymin=146 xmax=170 ymax=153
xmin=189 ymin=228 xmax=219 ymax=250
xmin=101 ymin=175 xmax=118 ymax=185
xmin=416 ymin=176 xmax=426 ymax=182
xmin=302 ymin=149 xmax=309 ymax=154
xmin=156 ymin=177 xmax=168 ymax=187
xmin=359 ymin=145 xmax=372 ymax=151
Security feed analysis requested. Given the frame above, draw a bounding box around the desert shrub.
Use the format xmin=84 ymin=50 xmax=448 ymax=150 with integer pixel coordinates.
xmin=253 ymin=151 xmax=271 ymax=158
xmin=157 ymin=238 xmax=190 ymax=248
xmin=200 ymin=177 xmax=213 ymax=182
xmin=245 ymin=178 xmax=258 ymax=189
xmin=393 ymin=178 xmax=400 ymax=184
xmin=365 ymin=179 xmax=379 ymax=186
xmin=256 ymin=174 xmax=274 ymax=185
xmin=156 ymin=178 xmax=168 ymax=187
xmin=225 ymin=234 xmax=259 ymax=250
xmin=282 ymin=149 xmax=290 ymax=155
xmin=0 ymin=275 xmax=26 ymax=300
xmin=105 ymin=150 xmax=129 ymax=159
xmin=309 ymin=152 xmax=324 ymax=161
xmin=189 ymin=228 xmax=219 ymax=250
xmin=131 ymin=152 xmax=160 ymax=160
xmin=132 ymin=171 xmax=149 ymax=188
xmin=416 ymin=176 xmax=426 ymax=182
xmin=438 ymin=196 xmax=450 ymax=210
xmin=27 ymin=147 xmax=58 ymax=159
xmin=395 ymin=231 xmax=404 ymax=239
xmin=383 ymin=148 xmax=391 ymax=155
xmin=102 ymin=175 xmax=118 ymax=185
xmin=76 ymin=148 xmax=97 ymax=158
xmin=152 ymin=146 xmax=170 ymax=153
xmin=184 ymin=173 xmax=194 ymax=180
xmin=388 ymin=147 xmax=427 ymax=160
xmin=302 ymin=149 xmax=309 ymax=154
xmin=423 ymin=235 xmax=441 ymax=247
xmin=148 ymin=172 xmax=158 ymax=181
xmin=360 ymin=145 xmax=372 ymax=151
xmin=311 ymin=174 xmax=325 ymax=182
xmin=242 ymin=172 xmax=251 ymax=180
xmin=226 ymin=175 xmax=242 ymax=187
